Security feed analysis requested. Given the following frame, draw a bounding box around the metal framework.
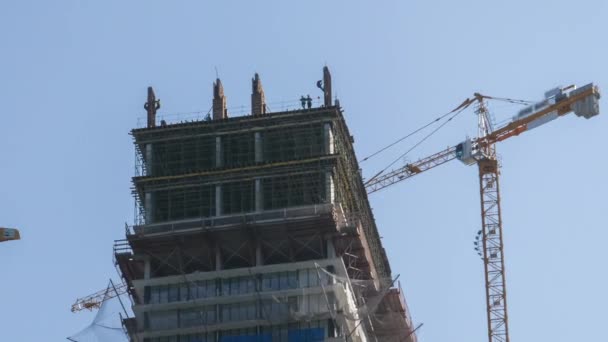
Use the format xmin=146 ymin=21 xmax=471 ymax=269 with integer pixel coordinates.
xmin=71 ymin=281 xmax=128 ymax=312
xmin=478 ymin=158 xmax=509 ymax=342
xmin=476 ymin=99 xmax=509 ymax=342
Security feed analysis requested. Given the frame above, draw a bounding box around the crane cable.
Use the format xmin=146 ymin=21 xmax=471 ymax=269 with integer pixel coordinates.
xmin=361 ymin=97 xmax=475 ymax=163
xmin=365 ymin=100 xmax=472 ymax=185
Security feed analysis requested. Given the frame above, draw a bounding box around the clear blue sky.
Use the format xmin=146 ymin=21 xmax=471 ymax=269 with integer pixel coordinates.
xmin=1 ymin=1 xmax=607 ymax=341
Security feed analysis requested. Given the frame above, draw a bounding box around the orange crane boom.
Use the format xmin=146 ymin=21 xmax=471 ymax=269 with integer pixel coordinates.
xmin=366 ymin=84 xmax=600 ymax=193
xmin=365 ymin=83 xmax=600 ymax=342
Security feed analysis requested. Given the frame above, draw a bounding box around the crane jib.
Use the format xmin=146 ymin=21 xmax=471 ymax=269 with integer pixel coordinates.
xmin=366 ymin=83 xmax=600 ymax=194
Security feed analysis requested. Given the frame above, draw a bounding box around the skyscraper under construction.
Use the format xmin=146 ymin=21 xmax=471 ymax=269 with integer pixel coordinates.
xmin=114 ymin=67 xmax=416 ymax=342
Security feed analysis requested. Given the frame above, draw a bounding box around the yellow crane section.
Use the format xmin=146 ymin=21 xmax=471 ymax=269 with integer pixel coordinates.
xmin=365 ymin=83 xmax=600 ymax=342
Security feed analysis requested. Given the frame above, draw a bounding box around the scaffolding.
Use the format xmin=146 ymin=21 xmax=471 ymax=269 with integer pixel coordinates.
xmin=129 ymin=107 xmax=390 ymax=281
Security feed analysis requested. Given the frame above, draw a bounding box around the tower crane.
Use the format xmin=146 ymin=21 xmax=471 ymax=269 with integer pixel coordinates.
xmin=364 ymin=83 xmax=600 ymax=342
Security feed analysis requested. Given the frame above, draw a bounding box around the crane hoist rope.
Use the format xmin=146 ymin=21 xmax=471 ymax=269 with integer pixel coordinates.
xmin=361 ymin=97 xmax=478 ymax=164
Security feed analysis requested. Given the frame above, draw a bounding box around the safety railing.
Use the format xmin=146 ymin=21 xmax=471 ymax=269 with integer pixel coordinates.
xmin=125 ymin=203 xmax=344 ymax=237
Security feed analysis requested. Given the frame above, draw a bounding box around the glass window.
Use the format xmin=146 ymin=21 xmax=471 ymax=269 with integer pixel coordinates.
xmin=180 ymin=309 xmax=200 ymax=328
xmin=179 ymin=283 xmax=189 ymax=301
xmin=188 ymin=282 xmax=198 ymax=300
xmin=147 ymin=310 xmax=178 ymax=331
xmin=168 ymin=284 xmax=179 ymax=302
xmin=230 ymin=278 xmax=239 ymax=295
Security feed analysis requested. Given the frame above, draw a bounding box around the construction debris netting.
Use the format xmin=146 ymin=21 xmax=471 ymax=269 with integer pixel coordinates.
xmin=67 ymin=286 xmax=129 ymax=342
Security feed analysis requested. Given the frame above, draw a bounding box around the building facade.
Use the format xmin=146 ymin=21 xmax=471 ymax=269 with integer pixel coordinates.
xmin=115 ymin=68 xmax=416 ymax=342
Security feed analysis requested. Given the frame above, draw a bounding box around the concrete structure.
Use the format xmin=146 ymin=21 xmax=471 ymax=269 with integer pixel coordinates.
xmin=115 ymin=68 xmax=416 ymax=342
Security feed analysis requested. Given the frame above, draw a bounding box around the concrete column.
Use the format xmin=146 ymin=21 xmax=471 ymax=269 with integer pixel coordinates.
xmin=325 ymin=172 xmax=335 ymax=204
xmin=255 ymin=240 xmax=264 ymax=266
xmin=255 ymin=179 xmax=263 ymax=212
xmin=144 ymin=192 xmax=154 ymax=224
xmin=326 ymin=236 xmax=336 ymax=258
xmin=145 ymin=144 xmax=153 ymax=175
xmin=215 ymin=136 xmax=223 ymax=168
xmin=254 ymin=131 xmax=263 ymax=162
xmin=215 ymin=246 xmax=223 ymax=271
xmin=144 ymin=257 xmax=151 ymax=280
xmin=324 ymin=123 xmax=334 ymax=155
xmin=215 ymin=185 xmax=222 ymax=216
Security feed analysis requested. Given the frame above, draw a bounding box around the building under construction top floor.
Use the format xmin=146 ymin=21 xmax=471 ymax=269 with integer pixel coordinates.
xmin=114 ymin=67 xmax=416 ymax=342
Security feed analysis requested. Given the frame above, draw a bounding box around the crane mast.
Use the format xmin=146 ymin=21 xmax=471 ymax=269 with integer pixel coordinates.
xmin=364 ymin=83 xmax=600 ymax=342
xmin=475 ymin=99 xmax=509 ymax=342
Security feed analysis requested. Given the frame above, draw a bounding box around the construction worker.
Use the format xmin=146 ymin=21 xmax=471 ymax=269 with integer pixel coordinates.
xmin=306 ymin=95 xmax=312 ymax=109
xmin=300 ymin=96 xmax=306 ymax=109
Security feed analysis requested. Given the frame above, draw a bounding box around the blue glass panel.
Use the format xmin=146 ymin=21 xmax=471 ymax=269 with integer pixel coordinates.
xmin=288 ymin=328 xmax=324 ymax=342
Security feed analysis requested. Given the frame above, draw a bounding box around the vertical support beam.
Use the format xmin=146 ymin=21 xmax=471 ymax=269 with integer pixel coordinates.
xmin=144 ymin=192 xmax=154 ymax=224
xmin=326 ymin=235 xmax=336 ymax=258
xmin=215 ymin=185 xmax=222 ymax=217
xmin=324 ymin=123 xmax=334 ymax=155
xmin=325 ymin=172 xmax=335 ymax=204
xmin=254 ymin=132 xmax=263 ymax=212
xmin=255 ymin=178 xmax=263 ymax=212
xmin=143 ymin=257 xmax=151 ymax=280
xmin=215 ymin=246 xmax=223 ymax=271
xmin=145 ymin=144 xmax=154 ymax=175
xmin=254 ymin=131 xmax=263 ymax=162
xmin=478 ymin=158 xmax=510 ymax=342
xmin=215 ymin=136 xmax=223 ymax=168
xmin=255 ymin=240 xmax=263 ymax=266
